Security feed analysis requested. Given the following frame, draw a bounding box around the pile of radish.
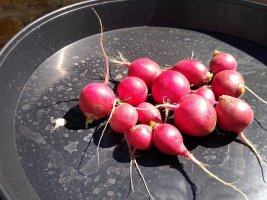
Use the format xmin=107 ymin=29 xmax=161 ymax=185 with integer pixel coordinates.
xmin=71 ymin=9 xmax=267 ymax=200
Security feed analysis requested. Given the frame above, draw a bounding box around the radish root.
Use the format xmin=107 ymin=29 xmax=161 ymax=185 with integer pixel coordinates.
xmin=108 ymin=51 xmax=131 ymax=66
xmin=244 ymin=85 xmax=267 ymax=104
xmin=91 ymin=8 xmax=110 ymax=86
xmin=239 ymin=132 xmax=267 ymax=166
xmin=133 ymin=159 xmax=156 ymax=200
xmin=96 ymin=100 xmax=118 ymax=165
xmin=187 ymin=153 xmax=249 ymax=200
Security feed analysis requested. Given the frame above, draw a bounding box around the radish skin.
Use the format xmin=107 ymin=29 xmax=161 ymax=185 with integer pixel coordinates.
xmin=109 ymin=103 xmax=138 ymax=134
xmin=171 ymin=59 xmax=212 ymax=87
xmin=118 ymin=76 xmax=148 ymax=106
xmin=151 ymin=70 xmax=190 ymax=104
xmin=210 ymin=50 xmax=237 ymax=75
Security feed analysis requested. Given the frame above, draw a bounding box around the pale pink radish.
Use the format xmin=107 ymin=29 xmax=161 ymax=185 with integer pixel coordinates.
xmin=210 ymin=50 xmax=237 ymax=75
xmin=136 ymin=102 xmax=162 ymax=124
xmin=171 ymin=59 xmax=212 ymax=87
xmin=215 ymin=95 xmax=266 ymax=165
xmin=152 ymin=123 xmax=248 ymax=200
xmin=151 ymin=70 xmax=190 ymax=104
xmin=191 ymin=86 xmax=216 ymax=106
xmin=117 ymin=76 xmax=148 ymax=106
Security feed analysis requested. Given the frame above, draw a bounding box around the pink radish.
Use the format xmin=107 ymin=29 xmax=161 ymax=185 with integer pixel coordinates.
xmin=125 ymin=124 xmax=153 ymax=150
xmin=136 ymin=102 xmax=162 ymax=124
xmin=151 ymin=70 xmax=190 ymax=104
xmin=152 ymin=123 xmax=248 ymax=200
xmin=212 ymin=70 xmax=267 ymax=104
xmin=210 ymin=50 xmax=237 ymax=75
xmin=124 ymin=124 xmax=155 ymax=200
xmin=212 ymin=70 xmax=245 ymax=99
xmin=191 ymin=86 xmax=216 ymax=106
xmin=109 ymin=103 xmax=138 ymax=134
xmin=171 ymin=59 xmax=212 ymax=87
xmin=156 ymin=94 xmax=217 ymax=137
xmin=79 ymin=83 xmax=116 ymax=122
xmin=79 ymin=9 xmax=116 ymax=123
xmin=215 ymin=95 xmax=266 ymax=165
xmin=173 ymin=94 xmax=217 ymax=136
xmin=110 ymin=55 xmax=162 ymax=88
xmin=118 ymin=76 xmax=148 ymax=106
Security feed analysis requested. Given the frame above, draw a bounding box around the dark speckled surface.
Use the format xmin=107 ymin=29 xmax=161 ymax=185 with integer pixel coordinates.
xmin=14 ymin=27 xmax=267 ymax=200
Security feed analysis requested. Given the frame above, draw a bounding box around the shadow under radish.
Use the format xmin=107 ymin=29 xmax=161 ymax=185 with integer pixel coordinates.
xmin=182 ymin=128 xmax=238 ymax=151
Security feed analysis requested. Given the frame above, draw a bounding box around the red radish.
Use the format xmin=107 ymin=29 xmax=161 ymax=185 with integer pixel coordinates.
xmin=136 ymin=102 xmax=162 ymax=124
xmin=152 ymin=123 xmax=248 ymax=200
xmin=79 ymin=83 xmax=116 ymax=121
xmin=125 ymin=124 xmax=155 ymax=200
xmin=210 ymin=50 xmax=237 ymax=75
xmin=212 ymin=70 xmax=245 ymax=99
xmin=215 ymin=95 xmax=266 ymax=165
xmin=110 ymin=55 xmax=161 ymax=88
xmin=125 ymin=124 xmax=153 ymax=150
xmin=79 ymin=10 xmax=116 ymax=123
xmin=191 ymin=86 xmax=216 ymax=106
xmin=171 ymin=59 xmax=212 ymax=87
xmin=173 ymin=94 xmax=217 ymax=136
xmin=118 ymin=76 xmax=148 ymax=106
xmin=212 ymin=70 xmax=267 ymax=104
xmin=151 ymin=70 xmax=190 ymax=104
xmin=109 ymin=103 xmax=138 ymax=134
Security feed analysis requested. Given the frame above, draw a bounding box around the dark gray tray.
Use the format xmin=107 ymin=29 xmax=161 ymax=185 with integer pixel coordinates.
xmin=0 ymin=1 xmax=267 ymax=200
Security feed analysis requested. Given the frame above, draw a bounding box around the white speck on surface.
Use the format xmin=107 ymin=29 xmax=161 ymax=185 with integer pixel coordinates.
xmin=107 ymin=178 xmax=115 ymax=185
xmin=22 ymin=104 xmax=31 ymax=110
xmin=93 ymin=188 xmax=101 ymax=195
xmin=19 ymin=126 xmax=46 ymax=144
xmin=115 ymin=74 xmax=123 ymax=79
xmin=83 ymin=133 xmax=92 ymax=142
xmin=64 ymin=141 xmax=79 ymax=154
xmin=107 ymin=191 xmax=114 ymax=197
xmin=51 ymin=118 xmax=67 ymax=130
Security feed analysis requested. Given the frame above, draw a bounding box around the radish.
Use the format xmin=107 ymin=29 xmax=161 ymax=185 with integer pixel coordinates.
xmin=125 ymin=124 xmax=153 ymax=150
xmin=109 ymin=103 xmax=138 ymax=134
xmin=124 ymin=124 xmax=155 ymax=199
xmin=215 ymin=95 xmax=266 ymax=165
xmin=117 ymin=76 xmax=148 ymax=106
xmin=110 ymin=54 xmax=162 ymax=88
xmin=156 ymin=94 xmax=217 ymax=137
xmin=136 ymin=102 xmax=162 ymax=125
xmin=212 ymin=70 xmax=267 ymax=104
xmin=173 ymin=94 xmax=217 ymax=136
xmin=212 ymin=70 xmax=245 ymax=99
xmin=210 ymin=50 xmax=237 ymax=75
xmin=191 ymin=86 xmax=216 ymax=106
xmin=79 ymin=9 xmax=116 ymax=123
xmin=152 ymin=123 xmax=248 ymax=200
xmin=151 ymin=70 xmax=190 ymax=104
xmin=79 ymin=83 xmax=116 ymax=122
xmin=171 ymin=59 xmax=212 ymax=87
